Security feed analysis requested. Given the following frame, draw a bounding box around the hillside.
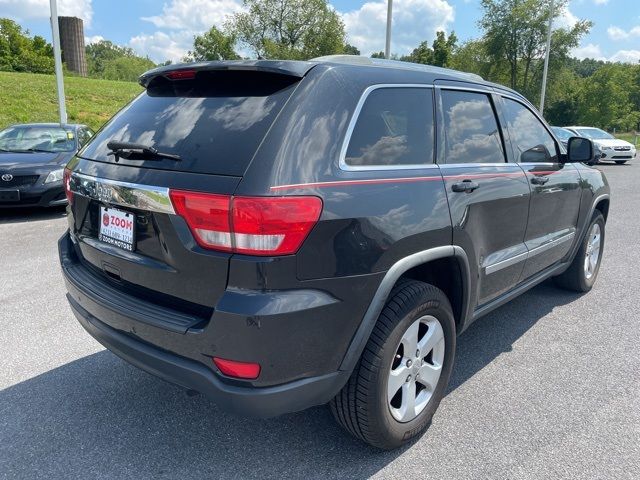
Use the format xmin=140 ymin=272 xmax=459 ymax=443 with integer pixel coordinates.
xmin=0 ymin=71 xmax=142 ymax=131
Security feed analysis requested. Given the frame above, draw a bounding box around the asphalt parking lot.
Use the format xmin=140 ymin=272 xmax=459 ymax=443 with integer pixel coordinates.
xmin=1 ymin=162 xmax=639 ymax=480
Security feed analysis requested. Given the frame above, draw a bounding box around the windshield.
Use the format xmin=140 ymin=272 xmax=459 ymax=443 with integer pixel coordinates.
xmin=574 ymin=128 xmax=614 ymax=140
xmin=551 ymin=127 xmax=572 ymax=141
xmin=0 ymin=126 xmax=77 ymax=153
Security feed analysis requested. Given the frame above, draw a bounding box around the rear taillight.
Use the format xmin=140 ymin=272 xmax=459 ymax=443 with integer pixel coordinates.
xmin=63 ymin=168 xmax=73 ymax=205
xmin=169 ymin=190 xmax=322 ymax=256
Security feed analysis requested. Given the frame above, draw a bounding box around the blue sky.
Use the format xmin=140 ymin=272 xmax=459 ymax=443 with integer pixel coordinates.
xmin=2 ymin=0 xmax=639 ymax=63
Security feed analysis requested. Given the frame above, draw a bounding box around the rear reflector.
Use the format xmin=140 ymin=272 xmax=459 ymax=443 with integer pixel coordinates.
xmin=169 ymin=190 xmax=322 ymax=256
xmin=213 ymin=357 xmax=261 ymax=379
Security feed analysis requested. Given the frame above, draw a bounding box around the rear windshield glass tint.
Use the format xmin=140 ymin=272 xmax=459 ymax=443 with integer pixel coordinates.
xmin=79 ymin=71 xmax=299 ymax=176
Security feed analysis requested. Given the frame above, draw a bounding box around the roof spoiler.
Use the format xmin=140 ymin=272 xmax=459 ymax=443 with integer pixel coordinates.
xmin=139 ymin=60 xmax=317 ymax=88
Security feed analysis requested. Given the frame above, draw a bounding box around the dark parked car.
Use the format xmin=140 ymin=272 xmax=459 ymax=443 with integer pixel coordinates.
xmin=0 ymin=123 xmax=94 ymax=208
xmin=550 ymin=125 xmax=601 ymax=165
xmin=59 ymin=57 xmax=609 ymax=450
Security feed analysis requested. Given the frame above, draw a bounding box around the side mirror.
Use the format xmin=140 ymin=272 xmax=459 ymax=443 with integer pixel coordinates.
xmin=566 ymin=136 xmax=594 ymax=163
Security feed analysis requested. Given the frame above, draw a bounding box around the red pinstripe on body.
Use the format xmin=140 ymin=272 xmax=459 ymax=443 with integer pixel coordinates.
xmin=269 ymin=169 xmax=560 ymax=191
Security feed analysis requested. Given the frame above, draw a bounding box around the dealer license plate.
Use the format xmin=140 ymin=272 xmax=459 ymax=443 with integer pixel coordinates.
xmin=99 ymin=206 xmax=135 ymax=251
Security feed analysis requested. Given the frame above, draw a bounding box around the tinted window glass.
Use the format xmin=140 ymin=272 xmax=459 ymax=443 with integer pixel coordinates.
xmin=440 ymin=90 xmax=504 ymax=164
xmin=345 ymin=88 xmax=434 ymax=167
xmin=79 ymin=71 xmax=299 ymax=175
xmin=502 ymin=98 xmax=558 ymax=163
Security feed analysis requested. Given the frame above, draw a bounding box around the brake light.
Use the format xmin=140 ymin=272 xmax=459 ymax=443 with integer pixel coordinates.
xmin=63 ymin=168 xmax=73 ymax=205
xmin=213 ymin=357 xmax=261 ymax=379
xmin=165 ymin=69 xmax=196 ymax=80
xmin=169 ymin=190 xmax=322 ymax=256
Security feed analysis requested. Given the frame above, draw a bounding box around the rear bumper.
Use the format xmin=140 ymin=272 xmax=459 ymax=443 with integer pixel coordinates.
xmin=68 ymin=295 xmax=347 ymax=417
xmin=59 ymin=231 xmax=360 ymax=417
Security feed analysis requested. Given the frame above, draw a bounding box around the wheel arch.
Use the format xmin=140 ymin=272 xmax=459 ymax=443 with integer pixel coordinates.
xmin=338 ymin=246 xmax=472 ymax=373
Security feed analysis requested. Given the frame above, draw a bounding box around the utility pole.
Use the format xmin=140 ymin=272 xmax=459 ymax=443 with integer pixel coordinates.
xmin=385 ymin=0 xmax=393 ymax=59
xmin=539 ymin=0 xmax=554 ymax=115
xmin=50 ymin=0 xmax=67 ymax=124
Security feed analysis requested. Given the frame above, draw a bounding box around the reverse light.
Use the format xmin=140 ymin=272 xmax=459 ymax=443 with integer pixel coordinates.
xmin=63 ymin=168 xmax=73 ymax=205
xmin=169 ymin=190 xmax=322 ymax=256
xmin=213 ymin=357 xmax=261 ymax=379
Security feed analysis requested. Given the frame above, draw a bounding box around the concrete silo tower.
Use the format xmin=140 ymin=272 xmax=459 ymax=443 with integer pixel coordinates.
xmin=58 ymin=16 xmax=88 ymax=77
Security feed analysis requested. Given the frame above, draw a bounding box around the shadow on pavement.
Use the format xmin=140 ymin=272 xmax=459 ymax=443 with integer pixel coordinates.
xmin=0 ymin=281 xmax=582 ymax=479
xmin=0 ymin=206 xmax=67 ymax=224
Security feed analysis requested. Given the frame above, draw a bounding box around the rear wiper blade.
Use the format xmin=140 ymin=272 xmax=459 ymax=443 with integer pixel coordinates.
xmin=106 ymin=141 xmax=181 ymax=162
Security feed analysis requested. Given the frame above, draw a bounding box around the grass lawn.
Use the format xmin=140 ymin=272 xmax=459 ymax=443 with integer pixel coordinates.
xmin=0 ymin=71 xmax=142 ymax=132
xmin=616 ymin=132 xmax=639 ymax=145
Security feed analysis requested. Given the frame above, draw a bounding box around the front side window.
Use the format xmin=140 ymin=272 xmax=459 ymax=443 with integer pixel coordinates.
xmin=502 ymin=98 xmax=558 ymax=163
xmin=440 ymin=90 xmax=505 ymax=164
xmin=345 ymin=87 xmax=434 ymax=167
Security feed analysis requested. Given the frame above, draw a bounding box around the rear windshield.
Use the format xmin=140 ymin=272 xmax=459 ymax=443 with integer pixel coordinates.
xmin=79 ymin=71 xmax=299 ymax=176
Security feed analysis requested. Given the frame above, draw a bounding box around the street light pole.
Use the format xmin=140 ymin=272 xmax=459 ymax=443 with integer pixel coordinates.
xmin=539 ymin=0 xmax=554 ymax=115
xmin=49 ymin=0 xmax=67 ymax=124
xmin=385 ymin=0 xmax=393 ymax=59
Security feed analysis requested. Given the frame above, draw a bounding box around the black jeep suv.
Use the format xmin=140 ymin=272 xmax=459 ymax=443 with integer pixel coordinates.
xmin=59 ymin=57 xmax=609 ymax=449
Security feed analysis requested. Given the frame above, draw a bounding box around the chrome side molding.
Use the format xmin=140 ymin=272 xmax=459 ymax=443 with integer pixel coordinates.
xmin=68 ymin=172 xmax=175 ymax=215
xmin=484 ymin=230 xmax=576 ymax=275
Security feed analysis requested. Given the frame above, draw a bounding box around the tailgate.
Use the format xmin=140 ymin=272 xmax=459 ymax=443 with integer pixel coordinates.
xmin=67 ymin=162 xmax=241 ymax=315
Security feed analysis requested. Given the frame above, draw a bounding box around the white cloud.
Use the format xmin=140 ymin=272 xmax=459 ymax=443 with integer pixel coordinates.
xmin=554 ymin=6 xmax=579 ymax=30
xmin=607 ymin=25 xmax=640 ymax=41
xmin=0 ymin=0 xmax=93 ymax=26
xmin=340 ymin=0 xmax=455 ymax=56
xmin=130 ymin=30 xmax=195 ymax=63
xmin=593 ymin=0 xmax=609 ymax=4
xmin=572 ymin=43 xmax=640 ymax=63
xmin=142 ymin=0 xmax=242 ymax=31
xmin=129 ymin=0 xmax=243 ymax=63
xmin=84 ymin=35 xmax=104 ymax=45
xmin=609 ymin=49 xmax=640 ymax=63
xmin=571 ymin=43 xmax=606 ymax=61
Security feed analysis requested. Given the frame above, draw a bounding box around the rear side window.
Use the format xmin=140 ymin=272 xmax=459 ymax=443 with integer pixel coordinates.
xmin=502 ymin=98 xmax=558 ymax=163
xmin=344 ymin=87 xmax=434 ymax=167
xmin=79 ymin=71 xmax=299 ymax=176
xmin=440 ymin=90 xmax=505 ymax=164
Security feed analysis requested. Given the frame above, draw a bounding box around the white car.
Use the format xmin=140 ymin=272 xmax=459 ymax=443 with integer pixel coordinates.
xmin=565 ymin=126 xmax=636 ymax=165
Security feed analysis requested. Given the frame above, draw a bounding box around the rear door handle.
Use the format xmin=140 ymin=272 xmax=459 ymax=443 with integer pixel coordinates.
xmin=531 ymin=175 xmax=549 ymax=185
xmin=452 ymin=180 xmax=479 ymax=193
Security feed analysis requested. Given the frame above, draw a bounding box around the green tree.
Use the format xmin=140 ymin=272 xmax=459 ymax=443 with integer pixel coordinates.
xmin=371 ymin=51 xmax=386 ymax=59
xmin=185 ymin=26 xmax=239 ymax=61
xmin=432 ymin=31 xmax=457 ymax=67
xmin=479 ymin=0 xmax=591 ymax=96
xmin=449 ymin=39 xmax=493 ymax=78
xmin=86 ymin=40 xmax=157 ymax=81
xmin=579 ymin=64 xmax=636 ymax=130
xmin=0 ymin=18 xmax=54 ymax=73
xmin=229 ymin=0 xmax=346 ymax=60
xmin=401 ymin=41 xmax=433 ymax=65
xmin=102 ymin=56 xmax=157 ymax=82
xmin=343 ymin=44 xmax=360 ymax=55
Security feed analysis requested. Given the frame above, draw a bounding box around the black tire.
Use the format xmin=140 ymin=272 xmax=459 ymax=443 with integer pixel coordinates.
xmin=330 ymin=280 xmax=456 ymax=450
xmin=554 ymin=212 xmax=605 ymax=292
xmin=615 ymin=160 xmax=627 ymax=165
